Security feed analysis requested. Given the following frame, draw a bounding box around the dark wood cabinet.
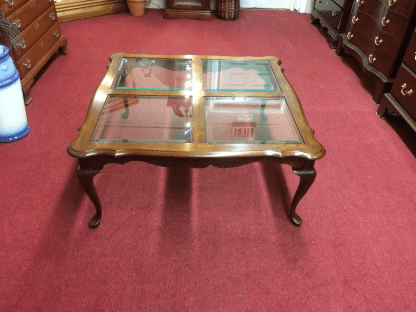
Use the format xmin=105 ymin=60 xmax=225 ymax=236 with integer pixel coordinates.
xmin=0 ymin=0 xmax=68 ymax=104
xmin=336 ymin=0 xmax=416 ymax=104
xmin=164 ymin=0 xmax=211 ymax=20
xmin=378 ymin=28 xmax=416 ymax=133
xmin=310 ymin=0 xmax=354 ymax=49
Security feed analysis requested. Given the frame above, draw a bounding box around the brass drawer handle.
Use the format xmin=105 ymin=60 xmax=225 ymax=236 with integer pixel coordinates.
xmin=23 ymin=60 xmax=31 ymax=69
xmin=388 ymin=0 xmax=397 ymax=6
xmin=53 ymin=30 xmax=60 ymax=38
xmin=369 ymin=54 xmax=376 ymax=63
xmin=5 ymin=0 xmax=13 ymax=7
xmin=352 ymin=16 xmax=359 ymax=24
xmin=18 ymin=40 xmax=26 ymax=49
xmin=331 ymin=11 xmax=338 ymax=17
xmin=347 ymin=32 xmax=354 ymax=40
xmin=357 ymin=0 xmax=364 ymax=7
xmin=381 ymin=17 xmax=390 ymax=26
xmin=12 ymin=18 xmax=21 ymax=28
xmin=49 ymin=12 xmax=55 ymax=20
xmin=375 ymin=36 xmax=383 ymax=45
xmin=401 ymin=83 xmax=413 ymax=96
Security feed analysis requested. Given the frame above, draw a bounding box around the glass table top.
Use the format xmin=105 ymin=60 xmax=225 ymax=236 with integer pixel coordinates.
xmin=89 ymin=55 xmax=304 ymax=145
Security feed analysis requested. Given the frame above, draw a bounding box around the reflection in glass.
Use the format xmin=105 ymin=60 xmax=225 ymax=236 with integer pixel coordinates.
xmin=204 ymin=97 xmax=302 ymax=144
xmin=92 ymin=95 xmax=192 ymax=143
xmin=112 ymin=58 xmax=192 ymax=91
xmin=202 ymin=60 xmax=280 ymax=92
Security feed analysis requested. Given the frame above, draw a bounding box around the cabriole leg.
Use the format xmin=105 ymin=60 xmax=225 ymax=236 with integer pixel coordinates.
xmin=78 ymin=163 xmax=103 ymax=228
xmin=290 ymin=168 xmax=317 ymax=226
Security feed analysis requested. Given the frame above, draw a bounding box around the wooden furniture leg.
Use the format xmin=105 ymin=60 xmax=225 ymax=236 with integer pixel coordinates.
xmin=77 ymin=163 xmax=103 ymax=228
xmin=290 ymin=167 xmax=317 ymax=226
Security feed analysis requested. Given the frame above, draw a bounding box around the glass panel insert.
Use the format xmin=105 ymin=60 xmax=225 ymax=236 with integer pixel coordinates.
xmin=204 ymin=97 xmax=302 ymax=144
xmin=202 ymin=60 xmax=280 ymax=92
xmin=113 ymin=57 xmax=192 ymax=91
xmin=92 ymin=95 xmax=192 ymax=143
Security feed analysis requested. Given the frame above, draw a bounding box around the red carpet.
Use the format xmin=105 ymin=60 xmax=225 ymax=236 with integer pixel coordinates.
xmin=1 ymin=9 xmax=416 ymax=311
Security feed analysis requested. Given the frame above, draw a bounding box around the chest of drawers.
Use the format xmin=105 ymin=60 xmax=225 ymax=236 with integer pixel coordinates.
xmin=310 ymin=0 xmax=355 ymax=49
xmin=0 ymin=0 xmax=68 ymax=103
xmin=336 ymin=0 xmax=416 ymax=104
xmin=378 ymin=28 xmax=416 ymax=133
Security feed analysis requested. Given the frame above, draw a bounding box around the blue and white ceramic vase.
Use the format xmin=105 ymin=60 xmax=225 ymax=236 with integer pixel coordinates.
xmin=0 ymin=44 xmax=29 ymax=142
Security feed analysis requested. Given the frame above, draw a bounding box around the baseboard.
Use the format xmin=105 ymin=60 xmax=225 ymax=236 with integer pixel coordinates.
xmin=55 ymin=0 xmax=291 ymax=23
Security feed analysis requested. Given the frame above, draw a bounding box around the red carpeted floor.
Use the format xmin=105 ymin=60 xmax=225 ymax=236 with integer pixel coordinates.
xmin=1 ymin=9 xmax=416 ymax=311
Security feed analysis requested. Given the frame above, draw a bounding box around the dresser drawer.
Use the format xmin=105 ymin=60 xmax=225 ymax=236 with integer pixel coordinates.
xmin=387 ymin=0 xmax=416 ymax=18
xmin=346 ymin=11 xmax=379 ymax=56
xmin=12 ymin=5 xmax=58 ymax=60
xmin=7 ymin=0 xmax=53 ymax=32
xmin=355 ymin=0 xmax=384 ymax=19
xmin=379 ymin=9 xmax=409 ymax=37
xmin=314 ymin=0 xmax=343 ymax=31
xmin=390 ymin=64 xmax=416 ymax=120
xmin=403 ymin=30 xmax=416 ymax=74
xmin=16 ymin=23 xmax=62 ymax=79
xmin=1 ymin=0 xmax=27 ymax=16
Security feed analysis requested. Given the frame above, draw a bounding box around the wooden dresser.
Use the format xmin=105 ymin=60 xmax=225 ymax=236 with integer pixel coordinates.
xmin=310 ymin=0 xmax=355 ymax=49
xmin=0 ymin=0 xmax=68 ymax=103
xmin=336 ymin=0 xmax=416 ymax=104
xmin=377 ymin=28 xmax=416 ymax=132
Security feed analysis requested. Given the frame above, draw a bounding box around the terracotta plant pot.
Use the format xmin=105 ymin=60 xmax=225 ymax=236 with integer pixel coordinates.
xmin=127 ymin=0 xmax=146 ymax=17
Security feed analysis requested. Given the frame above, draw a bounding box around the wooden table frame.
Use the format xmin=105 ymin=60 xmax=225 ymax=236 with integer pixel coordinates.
xmin=67 ymin=54 xmax=325 ymax=228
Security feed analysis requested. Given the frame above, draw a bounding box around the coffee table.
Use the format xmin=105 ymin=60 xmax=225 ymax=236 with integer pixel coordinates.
xmin=67 ymin=54 xmax=325 ymax=228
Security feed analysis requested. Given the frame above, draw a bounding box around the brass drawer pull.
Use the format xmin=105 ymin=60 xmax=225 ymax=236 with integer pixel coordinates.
xmin=352 ymin=16 xmax=359 ymax=24
xmin=369 ymin=54 xmax=376 ymax=63
xmin=18 ymin=40 xmax=26 ymax=49
xmin=331 ymin=11 xmax=338 ymax=17
xmin=388 ymin=0 xmax=397 ymax=6
xmin=347 ymin=32 xmax=354 ymax=40
xmin=53 ymin=30 xmax=60 ymax=38
xmin=357 ymin=0 xmax=364 ymax=7
xmin=375 ymin=36 xmax=383 ymax=45
xmin=5 ymin=0 xmax=13 ymax=7
xmin=401 ymin=83 xmax=413 ymax=96
xmin=381 ymin=17 xmax=390 ymax=26
xmin=49 ymin=12 xmax=55 ymax=20
xmin=12 ymin=18 xmax=21 ymax=28
xmin=23 ymin=60 xmax=31 ymax=69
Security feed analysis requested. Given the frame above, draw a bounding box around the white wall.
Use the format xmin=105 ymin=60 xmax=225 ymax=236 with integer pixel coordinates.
xmin=147 ymin=0 xmax=313 ymax=14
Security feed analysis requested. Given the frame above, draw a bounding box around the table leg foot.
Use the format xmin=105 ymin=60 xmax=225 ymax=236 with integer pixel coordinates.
xmin=78 ymin=166 xmax=103 ymax=228
xmin=290 ymin=168 xmax=316 ymax=226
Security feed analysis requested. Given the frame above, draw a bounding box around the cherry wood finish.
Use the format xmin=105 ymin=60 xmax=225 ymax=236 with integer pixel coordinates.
xmin=67 ymin=54 xmax=325 ymax=228
xmin=0 ymin=0 xmax=68 ymax=104
xmin=336 ymin=0 xmax=416 ymax=104
xmin=164 ymin=0 xmax=211 ymax=20
xmin=378 ymin=29 xmax=416 ymax=133
xmin=310 ymin=0 xmax=354 ymax=49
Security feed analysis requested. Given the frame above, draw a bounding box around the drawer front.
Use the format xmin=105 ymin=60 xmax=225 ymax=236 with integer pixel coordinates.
xmin=1 ymin=0 xmax=27 ymax=16
xmin=355 ymin=0 xmax=384 ymax=20
xmin=391 ymin=65 xmax=416 ymax=120
xmin=7 ymin=0 xmax=53 ymax=32
xmin=13 ymin=5 xmax=58 ymax=60
xmin=16 ymin=23 xmax=61 ymax=79
xmin=369 ymin=30 xmax=401 ymax=77
xmin=387 ymin=0 xmax=416 ymax=18
xmin=403 ymin=30 xmax=416 ymax=74
xmin=345 ymin=11 xmax=379 ymax=56
xmin=315 ymin=0 xmax=343 ymax=31
xmin=378 ymin=9 xmax=408 ymax=38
